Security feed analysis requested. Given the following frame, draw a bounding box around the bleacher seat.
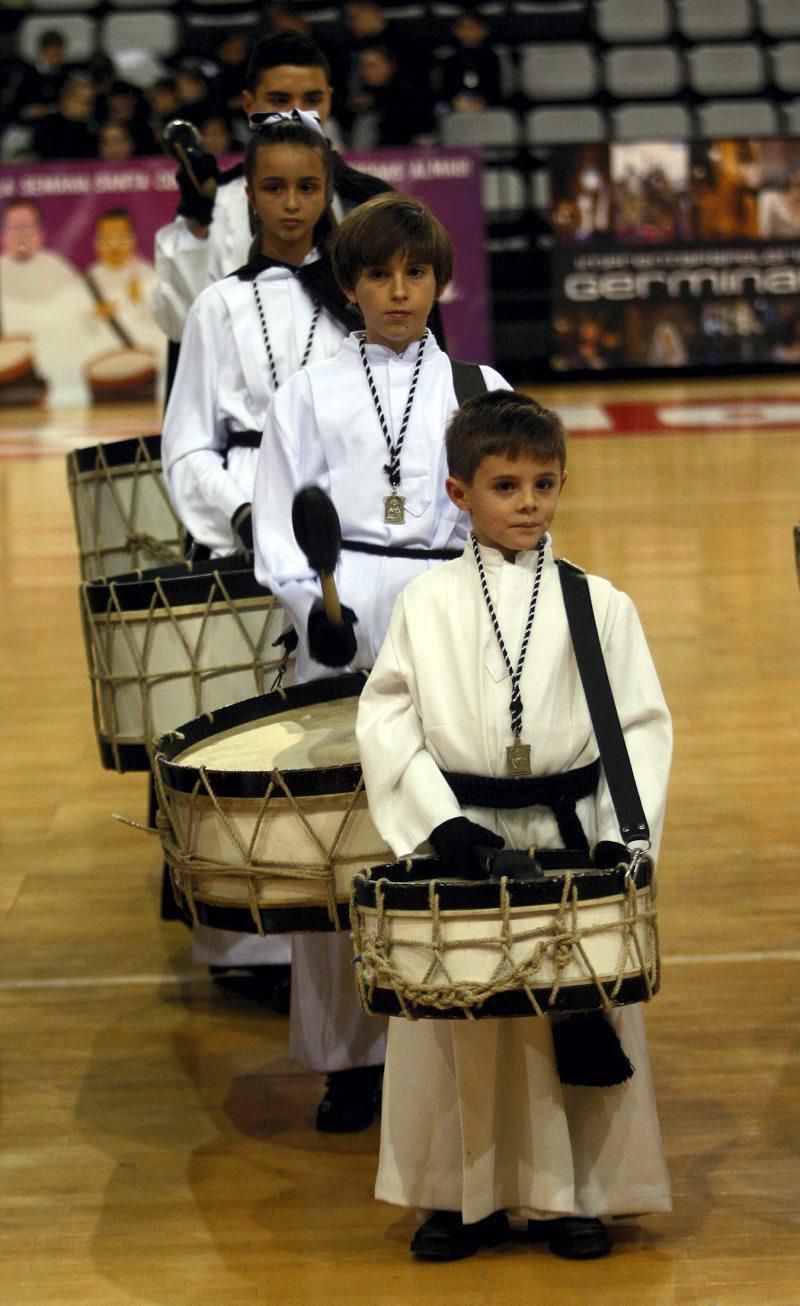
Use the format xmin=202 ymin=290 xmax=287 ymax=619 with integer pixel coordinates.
xmin=780 ymin=97 xmax=800 ymax=131
xmin=771 ymin=42 xmax=800 ymax=93
xmin=29 ymin=0 xmax=100 ymax=9
xmin=696 ymin=97 xmax=781 ymax=135
xmin=525 ymin=104 xmax=606 ymax=145
xmin=687 ymin=42 xmax=767 ymax=96
xmin=604 ymin=46 xmax=683 ymax=99
xmin=676 ymin=0 xmax=754 ymax=40
xmin=438 ymin=106 xmax=520 ymax=149
xmin=17 ymin=14 xmax=97 ymax=64
xmin=757 ymin=0 xmax=800 ymax=39
xmin=594 ymin=0 xmax=672 ymax=42
xmin=99 ymin=12 xmax=181 ymax=62
xmin=518 ymin=41 xmax=599 ymax=100
xmin=611 ymin=101 xmax=693 ymax=140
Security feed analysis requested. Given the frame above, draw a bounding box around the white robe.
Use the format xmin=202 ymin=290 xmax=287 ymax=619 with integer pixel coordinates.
xmin=160 ymin=251 xmax=345 ymax=970
xmin=355 ymin=540 xmax=673 ymax=1222
xmin=161 ymin=251 xmax=347 ymax=554
xmin=253 ymin=332 xmax=510 ymax=680
xmin=253 ymin=334 xmax=510 ymax=1073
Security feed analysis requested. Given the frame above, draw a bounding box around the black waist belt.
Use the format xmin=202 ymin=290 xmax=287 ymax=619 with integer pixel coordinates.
xmin=225 ymin=430 xmax=262 ymax=452
xmin=441 ymin=758 xmax=601 ymax=852
xmin=341 ymin=539 xmax=461 ymax=561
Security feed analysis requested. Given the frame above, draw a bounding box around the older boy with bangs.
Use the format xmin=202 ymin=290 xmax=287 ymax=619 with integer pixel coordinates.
xmin=251 ymin=191 xmax=511 ymax=1133
xmin=356 ymin=390 xmax=672 ymax=1262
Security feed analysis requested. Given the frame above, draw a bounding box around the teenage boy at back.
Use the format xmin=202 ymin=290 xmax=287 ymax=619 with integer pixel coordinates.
xmin=251 ymin=191 xmax=510 ymax=1131
xmin=356 ymin=390 xmax=673 ymax=1262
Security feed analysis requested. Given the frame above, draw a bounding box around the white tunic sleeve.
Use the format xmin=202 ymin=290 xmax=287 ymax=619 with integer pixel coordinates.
xmin=592 ymin=584 xmax=673 ymax=860
xmin=252 ymin=373 xmax=329 ymax=634
xmin=149 ymin=217 xmax=212 ymax=342
xmin=161 ymin=293 xmax=247 ymax=551
xmin=356 ymin=594 xmax=463 ymax=856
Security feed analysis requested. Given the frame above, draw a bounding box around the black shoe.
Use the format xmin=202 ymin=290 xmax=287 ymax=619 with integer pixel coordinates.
xmin=411 ymin=1210 xmax=511 ymax=1262
xmin=527 ymin=1216 xmax=612 ymax=1260
xmin=315 ymin=1065 xmax=383 ymax=1133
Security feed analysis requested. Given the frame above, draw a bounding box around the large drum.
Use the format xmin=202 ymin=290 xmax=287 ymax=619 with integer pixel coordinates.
xmin=80 ymin=558 xmax=289 ymax=772
xmin=351 ymin=850 xmax=659 ymax=1020
xmin=153 ymin=673 xmax=391 ymax=935
xmin=66 ymin=433 xmax=184 ymax=581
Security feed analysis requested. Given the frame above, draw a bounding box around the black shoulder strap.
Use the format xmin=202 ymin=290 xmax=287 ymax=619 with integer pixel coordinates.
xmin=556 ymin=560 xmax=650 ymax=845
xmin=451 ymin=360 xmax=487 ymax=407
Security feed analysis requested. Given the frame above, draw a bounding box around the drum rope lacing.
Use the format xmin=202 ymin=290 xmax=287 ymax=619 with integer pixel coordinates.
xmin=350 ymin=854 xmax=658 ymax=1019
xmin=81 ymin=567 xmax=289 ymax=771
xmin=155 ymin=758 xmax=386 ymax=933
xmin=68 ymin=436 xmax=184 ymax=580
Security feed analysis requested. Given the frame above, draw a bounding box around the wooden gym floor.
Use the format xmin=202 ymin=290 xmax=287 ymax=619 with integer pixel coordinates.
xmin=0 ymin=373 xmax=798 ymax=1304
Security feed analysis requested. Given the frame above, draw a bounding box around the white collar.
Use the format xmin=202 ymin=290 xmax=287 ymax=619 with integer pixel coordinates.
xmin=344 ymin=330 xmax=439 ymax=364
xmin=470 ymin=534 xmax=554 ymax=572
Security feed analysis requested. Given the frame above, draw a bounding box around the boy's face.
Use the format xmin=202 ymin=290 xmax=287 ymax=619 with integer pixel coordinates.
xmin=345 ymin=251 xmax=440 ymax=353
xmin=446 ymin=451 xmax=566 ymax=562
xmin=244 ymin=65 xmax=333 ymax=123
xmin=94 ymin=215 xmax=136 ymax=267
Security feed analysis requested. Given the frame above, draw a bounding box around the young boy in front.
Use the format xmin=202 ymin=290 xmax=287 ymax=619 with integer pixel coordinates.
xmin=252 ymin=192 xmax=510 ymax=1132
xmin=356 ymin=390 xmax=672 ymax=1262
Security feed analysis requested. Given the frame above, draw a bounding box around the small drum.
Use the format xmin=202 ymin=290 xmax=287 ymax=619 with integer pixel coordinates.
xmin=84 ymin=347 xmax=158 ymax=404
xmin=80 ymin=557 xmax=289 ymax=772
xmin=153 ymin=673 xmax=391 ymax=934
xmin=67 ymin=433 xmax=185 ymax=581
xmin=0 ymin=334 xmax=47 ymax=406
xmin=351 ymin=851 xmax=659 ymax=1020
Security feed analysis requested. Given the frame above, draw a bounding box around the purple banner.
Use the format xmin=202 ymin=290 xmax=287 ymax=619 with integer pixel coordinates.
xmin=0 ymin=148 xmax=488 ymax=407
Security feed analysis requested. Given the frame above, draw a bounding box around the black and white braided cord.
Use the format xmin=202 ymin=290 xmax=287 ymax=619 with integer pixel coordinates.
xmin=357 ymin=329 xmax=428 ymax=487
xmin=471 ymin=530 xmax=546 ymax=740
xmin=253 ymin=280 xmax=320 ymax=390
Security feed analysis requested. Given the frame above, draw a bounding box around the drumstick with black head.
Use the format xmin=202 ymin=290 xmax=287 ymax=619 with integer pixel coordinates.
xmin=162 ymin=119 xmax=218 ymax=201
xmin=291 ymin=485 xmax=343 ymax=625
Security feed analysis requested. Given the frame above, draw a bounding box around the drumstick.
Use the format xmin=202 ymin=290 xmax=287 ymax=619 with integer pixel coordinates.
xmin=162 ymin=119 xmax=218 ymax=199
xmin=291 ymin=486 xmax=343 ymax=626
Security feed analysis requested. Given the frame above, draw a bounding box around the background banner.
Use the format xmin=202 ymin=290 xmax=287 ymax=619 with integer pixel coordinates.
xmin=0 ymin=147 xmax=488 ymax=407
xmin=549 ymin=138 xmax=800 ymax=371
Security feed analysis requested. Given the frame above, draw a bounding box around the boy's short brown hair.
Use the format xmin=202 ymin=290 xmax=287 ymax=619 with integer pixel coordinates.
xmin=331 ymin=192 xmax=454 ymax=291
xmin=446 ymin=390 xmax=567 ymax=482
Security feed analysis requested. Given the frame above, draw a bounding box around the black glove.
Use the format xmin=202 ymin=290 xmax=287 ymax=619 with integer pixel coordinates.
xmin=429 ymin=817 xmax=504 ymax=879
xmin=175 ymin=154 xmax=219 ymax=225
xmin=307 ymin=604 xmax=358 ymax=667
xmin=230 ymin=502 xmax=254 ymax=556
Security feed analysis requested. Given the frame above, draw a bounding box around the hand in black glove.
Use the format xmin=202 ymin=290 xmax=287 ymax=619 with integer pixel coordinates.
xmin=175 ymin=154 xmax=219 ymax=226
xmin=429 ymin=817 xmax=504 ymax=879
xmin=230 ymin=502 xmax=254 ymax=556
xmin=307 ymin=604 xmax=358 ymax=667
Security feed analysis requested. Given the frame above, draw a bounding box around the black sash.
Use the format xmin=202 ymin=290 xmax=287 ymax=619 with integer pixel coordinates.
xmin=441 ymin=759 xmax=601 ymax=851
xmin=341 ymin=540 xmax=461 ymax=561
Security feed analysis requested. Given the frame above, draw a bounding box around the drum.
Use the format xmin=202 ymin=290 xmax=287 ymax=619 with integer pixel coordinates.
xmin=80 ymin=558 xmax=289 ymax=772
xmin=84 ymin=347 xmax=158 ymax=403
xmin=351 ymin=850 xmax=659 ymax=1020
xmin=153 ymin=673 xmax=391 ymax=934
xmin=67 ymin=433 xmax=185 ymax=581
xmin=0 ymin=334 xmax=48 ymax=406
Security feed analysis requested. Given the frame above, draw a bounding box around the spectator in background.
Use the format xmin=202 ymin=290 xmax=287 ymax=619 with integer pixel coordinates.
xmin=98 ymin=121 xmax=136 ymax=161
xmin=265 ymin=3 xmax=313 ymax=37
xmin=350 ymin=44 xmax=434 ymax=147
xmin=4 ymin=29 xmax=68 ymax=126
xmin=342 ymin=0 xmax=432 ymax=126
xmin=437 ymin=11 xmax=501 ymax=114
xmin=173 ymin=59 xmax=216 ymax=129
xmin=32 ymin=73 xmax=98 ymax=160
xmin=199 ymin=111 xmax=235 ymax=159
xmin=102 ymin=80 xmax=159 ymax=155
xmin=147 ymin=77 xmax=181 ymax=152
xmin=209 ymin=33 xmax=251 ymax=119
